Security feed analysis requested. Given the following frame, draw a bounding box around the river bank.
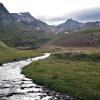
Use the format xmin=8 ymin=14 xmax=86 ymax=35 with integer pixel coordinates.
xmin=0 ymin=53 xmax=73 ymax=100
xmin=1 ymin=47 xmax=100 ymax=100
xmin=22 ymin=52 xmax=100 ymax=100
xmin=0 ymin=48 xmax=42 ymax=64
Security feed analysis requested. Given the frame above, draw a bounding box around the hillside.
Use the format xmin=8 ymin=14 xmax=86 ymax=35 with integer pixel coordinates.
xmin=1 ymin=3 xmax=100 ymax=49
xmin=56 ymin=19 xmax=100 ymax=33
xmin=0 ymin=22 xmax=55 ymax=49
xmin=57 ymin=19 xmax=82 ymax=32
xmin=49 ymin=29 xmax=100 ymax=47
xmin=0 ymin=3 xmax=56 ymax=49
xmin=0 ymin=41 xmax=11 ymax=50
xmin=11 ymin=12 xmax=57 ymax=33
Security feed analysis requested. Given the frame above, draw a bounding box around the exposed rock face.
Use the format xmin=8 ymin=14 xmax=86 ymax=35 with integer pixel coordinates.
xmin=12 ymin=12 xmax=36 ymax=22
xmin=0 ymin=3 xmax=9 ymax=15
xmin=0 ymin=3 xmax=55 ymax=33
xmin=57 ymin=19 xmax=100 ymax=33
xmin=57 ymin=19 xmax=83 ymax=32
xmin=82 ymin=21 xmax=100 ymax=30
xmin=0 ymin=3 xmax=13 ymax=25
xmin=0 ymin=3 xmax=100 ymax=34
xmin=11 ymin=12 xmax=57 ymax=33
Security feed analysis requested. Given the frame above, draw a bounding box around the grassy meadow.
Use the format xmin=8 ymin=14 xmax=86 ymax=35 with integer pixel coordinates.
xmin=22 ymin=51 xmax=100 ymax=100
xmin=0 ymin=43 xmax=41 ymax=64
xmin=0 ymin=37 xmax=100 ymax=100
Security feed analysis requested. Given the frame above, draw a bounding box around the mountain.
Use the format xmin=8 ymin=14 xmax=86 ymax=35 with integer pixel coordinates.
xmin=11 ymin=12 xmax=57 ymax=33
xmin=1 ymin=3 xmax=100 ymax=49
xmin=0 ymin=3 xmax=9 ymax=15
xmin=0 ymin=3 xmax=14 ymax=25
xmin=1 ymin=3 xmax=100 ymax=34
xmin=12 ymin=12 xmax=36 ymax=22
xmin=82 ymin=21 xmax=100 ymax=30
xmin=49 ymin=29 xmax=100 ymax=47
xmin=0 ymin=3 xmax=56 ymax=49
xmin=57 ymin=19 xmax=83 ymax=32
xmin=0 ymin=3 xmax=56 ymax=33
xmin=56 ymin=19 xmax=100 ymax=33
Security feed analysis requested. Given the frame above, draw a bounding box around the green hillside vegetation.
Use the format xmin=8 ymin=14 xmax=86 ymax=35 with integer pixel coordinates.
xmin=49 ymin=29 xmax=100 ymax=47
xmin=22 ymin=52 xmax=100 ymax=100
xmin=0 ymin=22 xmax=55 ymax=49
xmin=0 ymin=41 xmax=10 ymax=50
xmin=0 ymin=41 xmax=41 ymax=64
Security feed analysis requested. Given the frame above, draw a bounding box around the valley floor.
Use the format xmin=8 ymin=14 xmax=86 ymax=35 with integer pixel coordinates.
xmin=0 ymin=47 xmax=41 ymax=64
xmin=22 ymin=48 xmax=100 ymax=100
xmin=0 ymin=47 xmax=100 ymax=100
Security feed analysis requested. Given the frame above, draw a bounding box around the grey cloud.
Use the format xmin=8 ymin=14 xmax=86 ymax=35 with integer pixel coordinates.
xmin=37 ymin=15 xmax=68 ymax=22
xmin=67 ymin=7 xmax=100 ymax=22
xmin=37 ymin=7 xmax=100 ymax=25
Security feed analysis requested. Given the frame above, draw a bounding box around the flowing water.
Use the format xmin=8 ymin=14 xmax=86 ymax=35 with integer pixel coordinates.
xmin=0 ymin=53 xmax=73 ymax=100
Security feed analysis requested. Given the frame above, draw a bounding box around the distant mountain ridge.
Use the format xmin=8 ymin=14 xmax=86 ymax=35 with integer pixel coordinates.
xmin=57 ymin=19 xmax=100 ymax=33
xmin=0 ymin=3 xmax=100 ymax=34
xmin=0 ymin=3 xmax=56 ymax=33
xmin=57 ymin=19 xmax=83 ymax=32
xmin=0 ymin=3 xmax=56 ymax=49
xmin=0 ymin=3 xmax=100 ymax=48
xmin=11 ymin=13 xmax=100 ymax=33
xmin=11 ymin=12 xmax=58 ymax=33
xmin=12 ymin=12 xmax=36 ymax=22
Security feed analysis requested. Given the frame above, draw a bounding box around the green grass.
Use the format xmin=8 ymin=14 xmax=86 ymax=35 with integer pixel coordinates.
xmin=53 ymin=52 xmax=100 ymax=62
xmin=22 ymin=52 xmax=100 ymax=100
xmin=0 ymin=22 xmax=55 ymax=49
xmin=49 ymin=29 xmax=100 ymax=47
xmin=0 ymin=50 xmax=41 ymax=64
xmin=0 ymin=45 xmax=41 ymax=64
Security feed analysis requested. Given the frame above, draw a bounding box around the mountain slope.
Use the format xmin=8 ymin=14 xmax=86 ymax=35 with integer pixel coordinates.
xmin=57 ymin=19 xmax=83 ymax=32
xmin=0 ymin=21 xmax=55 ymax=49
xmin=11 ymin=12 xmax=57 ymax=33
xmin=0 ymin=3 xmax=14 ymax=25
xmin=82 ymin=21 xmax=100 ymax=30
xmin=0 ymin=41 xmax=11 ymax=50
xmin=1 ymin=3 xmax=100 ymax=49
xmin=0 ymin=3 xmax=55 ymax=33
xmin=49 ymin=29 xmax=100 ymax=47
xmin=57 ymin=19 xmax=100 ymax=33
xmin=0 ymin=3 xmax=55 ymax=49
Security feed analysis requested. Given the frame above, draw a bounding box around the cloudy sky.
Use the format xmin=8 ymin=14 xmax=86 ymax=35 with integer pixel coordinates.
xmin=0 ymin=0 xmax=100 ymax=25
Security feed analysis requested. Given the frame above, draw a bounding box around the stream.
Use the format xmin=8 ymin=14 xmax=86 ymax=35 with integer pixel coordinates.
xmin=0 ymin=53 xmax=73 ymax=100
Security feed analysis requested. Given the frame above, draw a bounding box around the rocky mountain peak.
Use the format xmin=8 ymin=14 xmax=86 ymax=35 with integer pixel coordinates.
xmin=12 ymin=12 xmax=36 ymax=22
xmin=66 ymin=19 xmax=73 ymax=22
xmin=0 ymin=3 xmax=14 ymax=25
xmin=0 ymin=3 xmax=9 ymax=15
xmin=65 ymin=19 xmax=80 ymax=24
